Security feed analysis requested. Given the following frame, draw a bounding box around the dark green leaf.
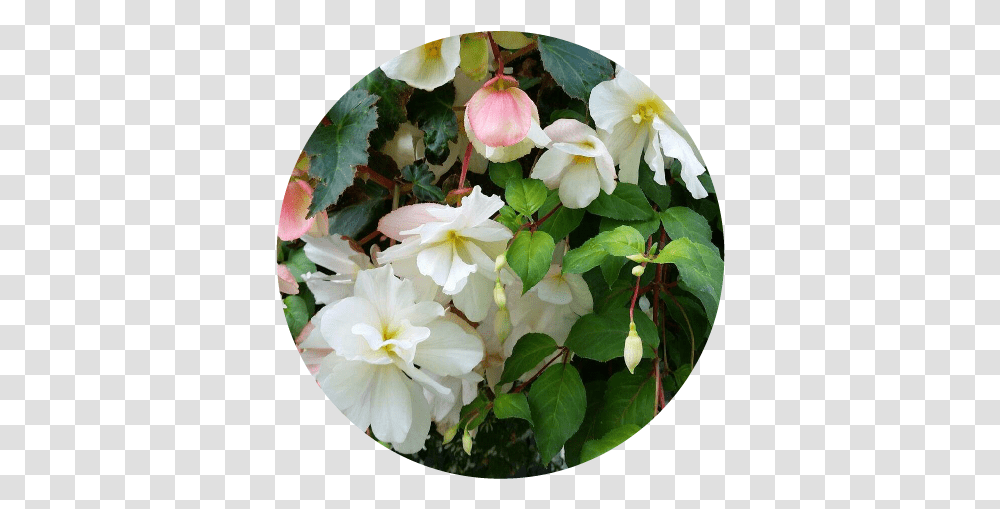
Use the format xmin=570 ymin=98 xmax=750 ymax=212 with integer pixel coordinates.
xmin=596 ymin=363 xmax=656 ymax=437
xmin=698 ymin=172 xmax=715 ymax=194
xmin=579 ymin=424 xmax=641 ymax=464
xmin=505 ymin=178 xmax=548 ymax=216
xmin=517 ymin=76 xmax=542 ymax=90
xmin=284 ymin=248 xmax=316 ymax=283
xmin=350 ymin=68 xmax=410 ymax=149
xmin=407 ymin=83 xmax=458 ymax=165
xmin=489 ymin=161 xmax=523 ymax=188
xmin=460 ymin=393 xmax=490 ymax=430
xmin=548 ymin=108 xmax=589 ymax=125
xmin=402 ymin=162 xmax=445 ymax=202
xmin=527 ymin=363 xmax=587 ymax=465
xmin=650 ymin=237 xmax=724 ymax=322
xmin=564 ymin=308 xmax=659 ymax=362
xmin=600 ymin=255 xmax=626 ymax=287
xmin=564 ymin=380 xmax=606 ymax=467
xmin=537 ymin=35 xmax=614 ymax=102
xmin=638 ymin=159 xmax=672 ymax=209
xmin=500 ymin=333 xmax=559 ymax=385
xmin=304 ymin=89 xmax=379 ymax=216
xmin=283 ymin=295 xmax=310 ymax=338
xmin=493 ymin=393 xmax=533 ymax=424
xmin=586 ymin=183 xmax=655 ymax=221
xmin=659 ymin=207 xmax=717 ymax=255
xmin=537 ymin=191 xmax=585 ymax=242
xmin=507 ymin=230 xmax=555 ymax=293
xmin=663 ymin=364 xmax=693 ymax=394
xmin=326 ymin=181 xmax=390 ymax=238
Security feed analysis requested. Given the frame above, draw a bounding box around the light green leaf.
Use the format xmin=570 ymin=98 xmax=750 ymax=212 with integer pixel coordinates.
xmin=599 ymin=225 xmax=645 ymax=256
xmin=505 ymin=178 xmax=548 ymax=216
xmin=495 ymin=205 xmax=525 ymax=232
xmin=407 ymin=82 xmax=458 ymax=165
xmin=527 ymin=362 xmax=587 ymax=465
xmin=350 ymin=68 xmax=410 ymax=149
xmin=537 ymin=191 xmax=585 ymax=242
xmin=595 ymin=363 xmax=656 ymax=438
xmin=537 ymin=35 xmax=614 ymax=102
xmin=562 ymin=225 xmax=644 ymax=274
xmin=499 ymin=333 xmax=558 ymax=385
xmin=284 ymin=248 xmax=317 ymax=283
xmin=649 ymin=237 xmax=724 ymax=322
xmin=507 ymin=230 xmax=555 ymax=293
xmin=489 ymin=160 xmax=523 ymax=188
xmin=304 ymin=89 xmax=379 ymax=216
xmin=586 ymin=183 xmax=655 ymax=221
xmin=282 ymin=295 xmax=310 ymax=338
xmin=659 ymin=207 xmax=717 ymax=255
xmin=493 ymin=392 xmax=533 ymax=424
xmin=562 ymin=237 xmax=610 ymax=274
xmin=600 ymin=216 xmax=661 ymax=239
xmin=579 ymin=424 xmax=642 ymax=464
xmin=564 ymin=308 xmax=659 ymax=362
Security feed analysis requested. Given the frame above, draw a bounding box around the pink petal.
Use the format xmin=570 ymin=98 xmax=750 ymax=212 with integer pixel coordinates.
xmin=277 ymin=263 xmax=299 ymax=294
xmin=544 ymin=118 xmax=598 ymax=144
xmin=295 ymin=321 xmax=316 ymax=345
xmin=306 ymin=210 xmax=329 ymax=237
xmin=278 ymin=180 xmax=316 ymax=241
xmin=467 ymin=76 xmax=533 ymax=148
xmin=378 ymin=203 xmax=447 ymax=241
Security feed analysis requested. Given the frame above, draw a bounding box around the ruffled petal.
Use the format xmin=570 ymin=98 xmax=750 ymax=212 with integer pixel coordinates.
xmin=413 ymin=318 xmax=485 ymax=376
xmin=450 ymin=271 xmax=494 ymax=322
xmin=378 ymin=203 xmax=448 ymax=241
xmin=589 ymin=80 xmax=635 ymax=132
xmin=302 ymin=235 xmax=370 ymax=274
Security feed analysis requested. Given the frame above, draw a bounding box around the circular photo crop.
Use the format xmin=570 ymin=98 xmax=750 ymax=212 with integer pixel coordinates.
xmin=277 ymin=32 xmax=723 ymax=478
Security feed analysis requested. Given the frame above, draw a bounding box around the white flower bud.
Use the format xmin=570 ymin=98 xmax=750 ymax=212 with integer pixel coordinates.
xmin=624 ymin=320 xmax=643 ymax=374
xmin=493 ymin=279 xmax=507 ymax=308
xmin=631 ymin=265 xmax=645 ymax=277
xmin=462 ymin=429 xmax=473 ymax=455
xmin=494 ymin=307 xmax=512 ymax=344
xmin=442 ymin=423 xmax=459 ymax=444
xmin=495 ymin=252 xmax=507 ymax=272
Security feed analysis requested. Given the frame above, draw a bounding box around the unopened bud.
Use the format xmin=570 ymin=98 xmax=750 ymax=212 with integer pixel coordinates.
xmin=442 ymin=423 xmax=459 ymax=444
xmin=495 ymin=252 xmax=507 ymax=272
xmin=624 ymin=321 xmax=643 ymax=374
xmin=494 ymin=307 xmax=512 ymax=344
xmin=493 ymin=279 xmax=507 ymax=308
xmin=462 ymin=429 xmax=473 ymax=455
xmin=631 ymin=265 xmax=645 ymax=277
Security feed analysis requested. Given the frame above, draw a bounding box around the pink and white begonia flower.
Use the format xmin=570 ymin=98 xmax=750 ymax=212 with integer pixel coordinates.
xmin=374 ymin=186 xmax=512 ymax=322
xmin=530 ymin=119 xmax=617 ymax=209
xmin=278 ymin=179 xmax=329 ymax=241
xmin=313 ymin=265 xmax=484 ymax=454
xmin=464 ymin=75 xmax=550 ymax=163
xmin=276 ymin=263 xmax=299 ymax=295
xmin=590 ymin=66 xmax=708 ymax=198
xmin=381 ymin=37 xmax=462 ymax=92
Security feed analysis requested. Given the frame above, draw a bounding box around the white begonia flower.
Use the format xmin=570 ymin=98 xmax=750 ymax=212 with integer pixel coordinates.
xmin=590 ymin=66 xmax=709 ymax=199
xmin=300 ymin=235 xmax=374 ymax=306
xmin=530 ymin=119 xmax=617 ymax=209
xmin=381 ymin=36 xmax=462 ymax=91
xmin=374 ymin=186 xmax=512 ymax=322
xmin=315 ymin=265 xmax=484 ymax=453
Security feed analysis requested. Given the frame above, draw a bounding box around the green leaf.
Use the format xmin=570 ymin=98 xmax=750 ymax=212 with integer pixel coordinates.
xmin=598 ymin=225 xmax=646 ymax=256
xmin=507 ymin=230 xmax=555 ymax=293
xmin=493 ymin=393 xmax=533 ymax=424
xmin=579 ymin=424 xmax=642 ymax=464
xmin=489 ymin=160 xmax=523 ymax=188
xmin=284 ymin=248 xmax=317 ymax=283
xmin=564 ymin=308 xmax=659 ymax=362
xmin=325 ymin=180 xmax=390 ymax=238
xmin=537 ymin=35 xmax=614 ymax=102
xmin=402 ymin=162 xmax=445 ymax=202
xmin=548 ymin=108 xmax=589 ymax=124
xmin=586 ymin=183 xmax=655 ymax=221
xmin=659 ymin=207 xmax=717 ymax=255
xmin=282 ymin=295 xmax=310 ymax=338
xmin=505 ymin=178 xmax=548 ymax=216
xmin=650 ymin=237 xmax=724 ymax=322
xmin=517 ymin=76 xmax=542 ymax=90
xmin=596 ymin=363 xmax=656 ymax=438
xmin=499 ymin=333 xmax=559 ymax=385
xmin=350 ymin=68 xmax=410 ymax=149
xmin=638 ymin=160 xmax=672 ymax=209
xmin=562 ymin=237 xmax=608 ymax=274
xmin=600 ymin=216 xmax=661 ymax=239
xmin=698 ymin=172 xmax=715 ymax=194
xmin=663 ymin=364 xmax=693 ymax=394
xmin=536 ymin=192 xmax=585 ymax=242
xmin=460 ymin=393 xmax=490 ymax=430
xmin=406 ymin=82 xmax=458 ymax=165
xmin=564 ymin=380 xmax=606 ymax=467
xmin=304 ymin=89 xmax=379 ymax=216
xmin=527 ymin=362 xmax=587 ymax=465
xmin=495 ymin=205 xmax=525 ymax=232
xmin=600 ymin=255 xmax=626 ymax=287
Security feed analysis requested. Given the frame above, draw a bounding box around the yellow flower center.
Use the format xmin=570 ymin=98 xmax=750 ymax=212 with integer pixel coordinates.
xmin=424 ymin=40 xmax=443 ymax=58
xmin=571 ymin=155 xmax=593 ymax=165
xmin=632 ymin=101 xmax=659 ymax=124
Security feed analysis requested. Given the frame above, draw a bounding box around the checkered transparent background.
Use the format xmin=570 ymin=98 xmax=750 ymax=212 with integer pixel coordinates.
xmin=1 ymin=0 xmax=998 ymax=504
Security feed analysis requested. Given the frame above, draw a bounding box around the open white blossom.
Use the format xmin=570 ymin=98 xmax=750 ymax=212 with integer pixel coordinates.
xmin=314 ymin=265 xmax=484 ymax=453
xmin=422 ymin=313 xmax=485 ymax=434
xmin=381 ymin=37 xmax=462 ymax=91
xmin=590 ymin=66 xmax=708 ymax=198
xmin=375 ymin=186 xmax=512 ymax=321
xmin=530 ymin=119 xmax=617 ymax=208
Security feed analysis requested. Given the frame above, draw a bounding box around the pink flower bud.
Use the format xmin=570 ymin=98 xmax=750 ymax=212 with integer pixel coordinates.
xmin=464 ymin=76 xmax=550 ymax=163
xmin=278 ymin=179 xmax=317 ymax=241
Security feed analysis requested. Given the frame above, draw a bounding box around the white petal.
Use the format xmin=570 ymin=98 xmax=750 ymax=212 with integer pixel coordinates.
xmin=397 ymin=300 xmax=446 ymax=327
xmin=535 ymin=277 xmax=573 ymax=305
xmin=644 ymin=127 xmax=666 ymax=185
xmin=378 ymin=203 xmax=447 ymax=241
xmin=417 ymin=242 xmax=472 ymax=294
xmin=413 ymin=318 xmax=485 ymax=377
xmin=595 ymin=151 xmax=618 ymax=195
xmin=368 ymin=365 xmax=415 ymax=444
xmin=526 ymin=121 xmax=551 ymax=147
xmin=450 ymin=271 xmax=494 ymax=322
xmin=458 ymin=222 xmax=513 ymax=244
xmin=589 ymin=80 xmax=635 ymax=132
xmin=302 ymin=235 xmax=370 ymax=274
xmin=374 ymin=236 xmax=424 ymax=265
xmin=530 ymin=148 xmax=571 ymax=187
xmin=318 ymin=357 xmax=376 ymax=429
xmin=656 ymin=124 xmax=709 ymax=199
xmin=557 ymin=163 xmax=601 ymax=209
xmin=565 ymin=273 xmax=594 ymax=315
xmin=391 ymin=381 xmax=432 ymax=454
xmin=303 ymin=272 xmax=355 ymax=306
xmin=599 ymin=122 xmax=646 ymax=184
xmin=543 ymin=118 xmax=599 ymax=146
xmin=320 ymin=296 xmax=380 ymax=356
xmin=459 ymin=186 xmax=506 ymax=226
xmin=613 ymin=66 xmax=659 ymax=104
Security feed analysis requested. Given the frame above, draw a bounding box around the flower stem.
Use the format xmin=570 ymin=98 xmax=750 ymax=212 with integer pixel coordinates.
xmin=502 ymin=41 xmax=538 ymax=64
xmin=512 ymin=347 xmax=569 ymax=393
xmin=357 ymin=166 xmax=395 ymax=191
xmin=487 ymin=32 xmax=504 ymax=75
xmin=458 ymin=142 xmax=473 ymax=190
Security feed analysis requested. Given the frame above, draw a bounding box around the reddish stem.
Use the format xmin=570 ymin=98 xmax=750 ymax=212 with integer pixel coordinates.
xmin=357 ymin=229 xmax=382 ymax=245
xmin=457 ymin=142 xmax=473 ymax=191
xmin=357 ymin=166 xmax=396 ymax=191
xmin=487 ymin=32 xmax=504 ymax=75
xmin=502 ymin=41 xmax=538 ymax=64
xmin=512 ymin=347 xmax=569 ymax=393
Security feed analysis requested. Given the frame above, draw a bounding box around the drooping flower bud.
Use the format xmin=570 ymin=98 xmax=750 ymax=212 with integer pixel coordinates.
xmin=624 ymin=320 xmax=643 ymax=374
xmin=462 ymin=429 xmax=473 ymax=455
xmin=494 ymin=306 xmax=512 ymax=344
xmin=631 ymin=265 xmax=645 ymax=277
xmin=442 ymin=423 xmax=459 ymax=444
xmin=493 ymin=278 xmax=507 ymax=309
xmin=495 ymin=252 xmax=507 ymax=272
xmin=464 ymin=75 xmax=550 ymax=163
